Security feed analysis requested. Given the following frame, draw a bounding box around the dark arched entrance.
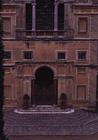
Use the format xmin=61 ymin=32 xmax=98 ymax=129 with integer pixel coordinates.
xmin=31 ymin=66 xmax=57 ymax=105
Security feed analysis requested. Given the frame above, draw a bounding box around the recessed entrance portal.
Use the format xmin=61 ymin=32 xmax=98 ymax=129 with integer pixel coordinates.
xmin=31 ymin=66 xmax=57 ymax=105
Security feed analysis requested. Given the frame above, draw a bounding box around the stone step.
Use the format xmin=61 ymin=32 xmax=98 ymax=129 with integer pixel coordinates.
xmin=4 ymin=109 xmax=98 ymax=136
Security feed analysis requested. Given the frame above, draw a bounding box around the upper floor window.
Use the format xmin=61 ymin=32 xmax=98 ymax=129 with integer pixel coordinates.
xmin=25 ymin=1 xmax=64 ymax=31
xmin=25 ymin=3 xmax=32 ymax=30
xmin=58 ymin=4 xmax=64 ymax=30
xmin=4 ymin=51 xmax=12 ymax=60
xmin=3 ymin=17 xmax=11 ymax=38
xmin=36 ymin=0 xmax=54 ymax=30
xmin=77 ymin=51 xmax=87 ymax=61
xmin=78 ymin=17 xmax=88 ymax=33
xmin=23 ymin=51 xmax=33 ymax=60
xmin=57 ymin=51 xmax=66 ymax=61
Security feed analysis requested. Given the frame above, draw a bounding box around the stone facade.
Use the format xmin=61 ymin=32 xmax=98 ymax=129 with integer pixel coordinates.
xmin=1 ymin=0 xmax=98 ymax=108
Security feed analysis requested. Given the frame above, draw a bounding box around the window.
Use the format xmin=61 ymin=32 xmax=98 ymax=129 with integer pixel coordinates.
xmin=78 ymin=18 xmax=88 ymax=33
xmin=23 ymin=51 xmax=33 ymax=59
xmin=25 ymin=0 xmax=65 ymax=32
xmin=4 ymin=51 xmax=11 ymax=60
xmin=77 ymin=85 xmax=86 ymax=100
xmin=58 ymin=3 xmax=64 ymax=30
xmin=36 ymin=0 xmax=54 ymax=30
xmin=25 ymin=3 xmax=32 ymax=30
xmin=57 ymin=51 xmax=66 ymax=60
xmin=3 ymin=17 xmax=11 ymax=38
xmin=77 ymin=51 xmax=87 ymax=61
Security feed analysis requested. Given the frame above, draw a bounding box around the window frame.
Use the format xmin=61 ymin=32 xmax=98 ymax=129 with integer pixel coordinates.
xmin=25 ymin=1 xmax=65 ymax=32
xmin=23 ymin=50 xmax=33 ymax=60
xmin=58 ymin=3 xmax=65 ymax=31
xmin=4 ymin=50 xmax=12 ymax=60
xmin=76 ymin=50 xmax=88 ymax=61
xmin=25 ymin=3 xmax=32 ymax=30
xmin=56 ymin=50 xmax=67 ymax=61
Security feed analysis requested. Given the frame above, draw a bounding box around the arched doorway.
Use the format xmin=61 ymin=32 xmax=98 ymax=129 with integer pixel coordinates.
xmin=31 ymin=66 xmax=57 ymax=105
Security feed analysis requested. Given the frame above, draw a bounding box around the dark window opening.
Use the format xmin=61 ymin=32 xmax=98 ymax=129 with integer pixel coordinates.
xmin=58 ymin=3 xmax=64 ymax=30
xmin=23 ymin=51 xmax=33 ymax=59
xmin=25 ymin=3 xmax=32 ymax=30
xmin=4 ymin=51 xmax=11 ymax=59
xmin=57 ymin=52 xmax=66 ymax=60
xmin=78 ymin=51 xmax=87 ymax=60
xmin=36 ymin=0 xmax=54 ymax=30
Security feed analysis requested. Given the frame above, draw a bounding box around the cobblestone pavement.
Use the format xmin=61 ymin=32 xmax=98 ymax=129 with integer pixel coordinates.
xmin=4 ymin=108 xmax=98 ymax=136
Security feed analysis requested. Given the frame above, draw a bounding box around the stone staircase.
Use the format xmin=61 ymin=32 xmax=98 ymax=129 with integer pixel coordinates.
xmin=14 ymin=105 xmax=75 ymax=114
xmin=4 ymin=108 xmax=98 ymax=136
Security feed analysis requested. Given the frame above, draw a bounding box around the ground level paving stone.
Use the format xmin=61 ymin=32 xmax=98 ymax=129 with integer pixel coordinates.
xmin=4 ymin=108 xmax=98 ymax=136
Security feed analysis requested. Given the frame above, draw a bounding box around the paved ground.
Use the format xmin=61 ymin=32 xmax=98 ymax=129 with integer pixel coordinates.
xmin=4 ymin=108 xmax=98 ymax=137
xmin=8 ymin=134 xmax=98 ymax=140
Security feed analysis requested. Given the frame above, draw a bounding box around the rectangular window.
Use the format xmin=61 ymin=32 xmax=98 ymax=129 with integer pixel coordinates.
xmin=77 ymin=51 xmax=87 ymax=61
xmin=25 ymin=3 xmax=32 ymax=30
xmin=36 ymin=0 xmax=54 ymax=30
xmin=4 ymin=51 xmax=11 ymax=60
xmin=58 ymin=4 xmax=64 ymax=30
xmin=77 ymin=85 xmax=86 ymax=100
xmin=78 ymin=18 xmax=88 ymax=33
xmin=3 ymin=17 xmax=11 ymax=38
xmin=57 ymin=51 xmax=66 ymax=60
xmin=23 ymin=51 xmax=33 ymax=59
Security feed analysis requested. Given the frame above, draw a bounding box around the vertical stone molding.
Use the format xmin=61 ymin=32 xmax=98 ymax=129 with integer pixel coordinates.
xmin=32 ymin=0 xmax=36 ymax=31
xmin=54 ymin=0 xmax=58 ymax=31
